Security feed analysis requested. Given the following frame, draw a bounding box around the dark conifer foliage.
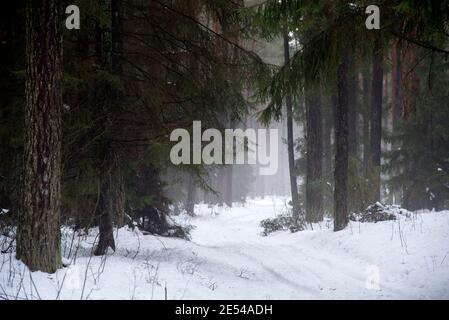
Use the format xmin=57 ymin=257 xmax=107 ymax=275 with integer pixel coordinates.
xmin=249 ymin=0 xmax=449 ymax=230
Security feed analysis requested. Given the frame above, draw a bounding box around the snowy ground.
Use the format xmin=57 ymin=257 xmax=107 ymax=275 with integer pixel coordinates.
xmin=1 ymin=197 xmax=449 ymax=300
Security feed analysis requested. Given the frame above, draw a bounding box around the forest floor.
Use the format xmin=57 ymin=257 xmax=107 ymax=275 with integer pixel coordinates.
xmin=1 ymin=197 xmax=449 ymax=300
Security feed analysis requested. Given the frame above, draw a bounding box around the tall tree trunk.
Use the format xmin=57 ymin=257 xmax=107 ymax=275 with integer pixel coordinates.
xmin=401 ymin=42 xmax=420 ymax=119
xmin=94 ymin=142 xmax=119 ymax=256
xmin=370 ymin=34 xmax=384 ymax=202
xmin=224 ymin=166 xmax=233 ymax=207
xmin=217 ymin=167 xmax=225 ymax=205
xmin=94 ymin=0 xmax=126 ymax=254
xmin=111 ymin=0 xmax=125 ymax=227
xmin=222 ymin=118 xmax=233 ymax=207
xmin=305 ymin=85 xmax=323 ymax=222
xmin=323 ymin=97 xmax=333 ymax=180
xmin=111 ymin=0 xmax=123 ymax=74
xmin=283 ymin=31 xmax=301 ymax=218
xmin=391 ymin=41 xmax=402 ymax=138
xmin=362 ymin=69 xmax=371 ymax=173
xmin=334 ymin=57 xmax=350 ymax=231
xmin=348 ymin=54 xmax=357 ymax=158
xmin=112 ymin=161 xmax=125 ymax=227
xmin=391 ymin=40 xmax=402 ymax=204
xmin=17 ymin=0 xmax=63 ymax=273
xmin=186 ymin=174 xmax=197 ymax=216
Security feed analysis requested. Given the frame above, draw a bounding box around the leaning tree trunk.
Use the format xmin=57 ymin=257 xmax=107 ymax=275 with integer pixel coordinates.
xmin=283 ymin=31 xmax=301 ymax=218
xmin=16 ymin=0 xmax=63 ymax=273
xmin=334 ymin=56 xmax=350 ymax=232
xmin=370 ymin=34 xmax=384 ymax=203
xmin=305 ymin=84 xmax=323 ymax=222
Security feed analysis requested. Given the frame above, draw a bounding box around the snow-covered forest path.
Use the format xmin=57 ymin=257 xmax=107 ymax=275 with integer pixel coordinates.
xmin=188 ymin=198 xmax=449 ymax=299
xmin=1 ymin=197 xmax=449 ymax=300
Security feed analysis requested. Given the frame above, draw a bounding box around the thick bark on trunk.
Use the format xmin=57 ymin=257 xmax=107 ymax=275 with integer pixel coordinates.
xmin=283 ymin=31 xmax=301 ymax=218
xmin=305 ymin=85 xmax=323 ymax=222
xmin=334 ymin=58 xmax=349 ymax=231
xmin=370 ymin=34 xmax=384 ymax=202
xmin=17 ymin=0 xmax=63 ymax=273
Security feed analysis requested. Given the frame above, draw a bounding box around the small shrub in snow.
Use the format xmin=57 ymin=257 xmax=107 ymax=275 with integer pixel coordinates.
xmin=166 ymin=223 xmax=195 ymax=240
xmin=0 ymin=209 xmax=15 ymax=240
xmin=260 ymin=214 xmax=305 ymax=236
xmin=126 ymin=206 xmax=194 ymax=240
xmin=350 ymin=202 xmax=412 ymax=223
